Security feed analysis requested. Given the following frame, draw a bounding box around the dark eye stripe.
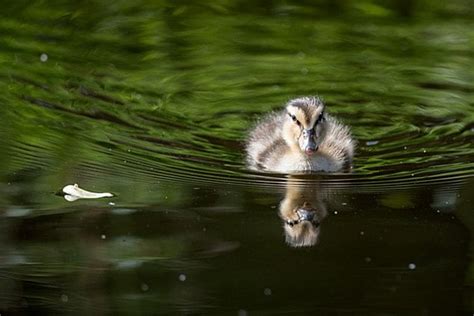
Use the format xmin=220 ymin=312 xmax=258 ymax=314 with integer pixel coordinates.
xmin=288 ymin=112 xmax=301 ymax=126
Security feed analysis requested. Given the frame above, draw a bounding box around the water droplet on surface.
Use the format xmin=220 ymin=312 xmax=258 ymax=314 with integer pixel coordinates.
xmin=360 ymin=231 xmax=365 ymax=236
xmin=365 ymin=257 xmax=372 ymax=263
xmin=408 ymin=263 xmax=416 ymax=270
xmin=40 ymin=53 xmax=48 ymax=62
xmin=108 ymin=202 xmax=116 ymax=206
xmin=101 ymin=234 xmax=106 ymax=240
xmin=178 ymin=274 xmax=186 ymax=282
xmin=333 ymin=211 xmax=338 ymax=215
xmin=264 ymin=288 xmax=272 ymax=296
xmin=301 ymin=67 xmax=308 ymax=75
xmin=141 ymin=283 xmax=149 ymax=292
xmin=61 ymin=294 xmax=68 ymax=302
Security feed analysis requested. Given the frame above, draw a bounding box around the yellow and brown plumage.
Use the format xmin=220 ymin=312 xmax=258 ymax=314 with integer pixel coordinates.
xmin=245 ymin=97 xmax=354 ymax=173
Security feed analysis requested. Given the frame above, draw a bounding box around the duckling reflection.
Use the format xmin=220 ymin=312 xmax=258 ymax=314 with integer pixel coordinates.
xmin=279 ymin=179 xmax=329 ymax=247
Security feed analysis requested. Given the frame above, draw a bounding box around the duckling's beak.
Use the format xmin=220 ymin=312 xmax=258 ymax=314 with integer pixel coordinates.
xmin=302 ymin=129 xmax=318 ymax=155
xmin=297 ymin=207 xmax=315 ymax=221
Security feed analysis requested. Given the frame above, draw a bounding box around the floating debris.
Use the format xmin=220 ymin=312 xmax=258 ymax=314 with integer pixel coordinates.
xmin=40 ymin=53 xmax=48 ymax=62
xmin=366 ymin=140 xmax=379 ymax=146
xmin=178 ymin=274 xmax=187 ymax=282
xmin=408 ymin=263 xmax=416 ymax=270
xmin=264 ymin=288 xmax=272 ymax=296
xmin=60 ymin=184 xmax=114 ymax=202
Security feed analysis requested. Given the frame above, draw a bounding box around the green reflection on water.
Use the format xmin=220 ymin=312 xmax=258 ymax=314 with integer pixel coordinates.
xmin=0 ymin=0 xmax=473 ymax=185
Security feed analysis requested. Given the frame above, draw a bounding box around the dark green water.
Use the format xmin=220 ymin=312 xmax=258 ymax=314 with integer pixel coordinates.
xmin=1 ymin=1 xmax=474 ymax=314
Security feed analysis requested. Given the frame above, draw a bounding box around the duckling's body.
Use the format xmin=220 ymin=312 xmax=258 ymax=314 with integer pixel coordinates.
xmin=246 ymin=97 xmax=354 ymax=173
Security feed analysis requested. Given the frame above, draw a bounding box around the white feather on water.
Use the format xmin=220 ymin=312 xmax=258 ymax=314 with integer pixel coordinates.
xmin=62 ymin=184 xmax=113 ymax=202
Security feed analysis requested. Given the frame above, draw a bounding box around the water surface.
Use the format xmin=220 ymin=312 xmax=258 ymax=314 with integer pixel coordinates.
xmin=0 ymin=1 xmax=473 ymax=314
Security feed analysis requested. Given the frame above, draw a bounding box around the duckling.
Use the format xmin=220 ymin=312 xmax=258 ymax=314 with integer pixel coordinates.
xmin=246 ymin=97 xmax=354 ymax=173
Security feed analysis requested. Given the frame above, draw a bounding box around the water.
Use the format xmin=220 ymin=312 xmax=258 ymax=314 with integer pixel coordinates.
xmin=1 ymin=1 xmax=473 ymax=314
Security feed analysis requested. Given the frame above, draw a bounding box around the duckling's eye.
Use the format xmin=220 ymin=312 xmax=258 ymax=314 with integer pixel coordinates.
xmin=288 ymin=113 xmax=301 ymax=126
xmin=317 ymin=113 xmax=325 ymax=123
xmin=292 ymin=116 xmax=301 ymax=126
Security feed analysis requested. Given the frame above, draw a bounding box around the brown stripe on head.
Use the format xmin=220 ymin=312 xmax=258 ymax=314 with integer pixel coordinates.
xmin=285 ymin=97 xmax=325 ymax=128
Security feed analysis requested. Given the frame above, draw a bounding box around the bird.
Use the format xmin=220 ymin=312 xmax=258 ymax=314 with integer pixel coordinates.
xmin=245 ymin=97 xmax=354 ymax=173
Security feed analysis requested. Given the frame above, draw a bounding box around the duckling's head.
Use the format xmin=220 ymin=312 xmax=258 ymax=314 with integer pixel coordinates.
xmin=282 ymin=97 xmax=327 ymax=156
xmin=280 ymin=199 xmax=322 ymax=247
